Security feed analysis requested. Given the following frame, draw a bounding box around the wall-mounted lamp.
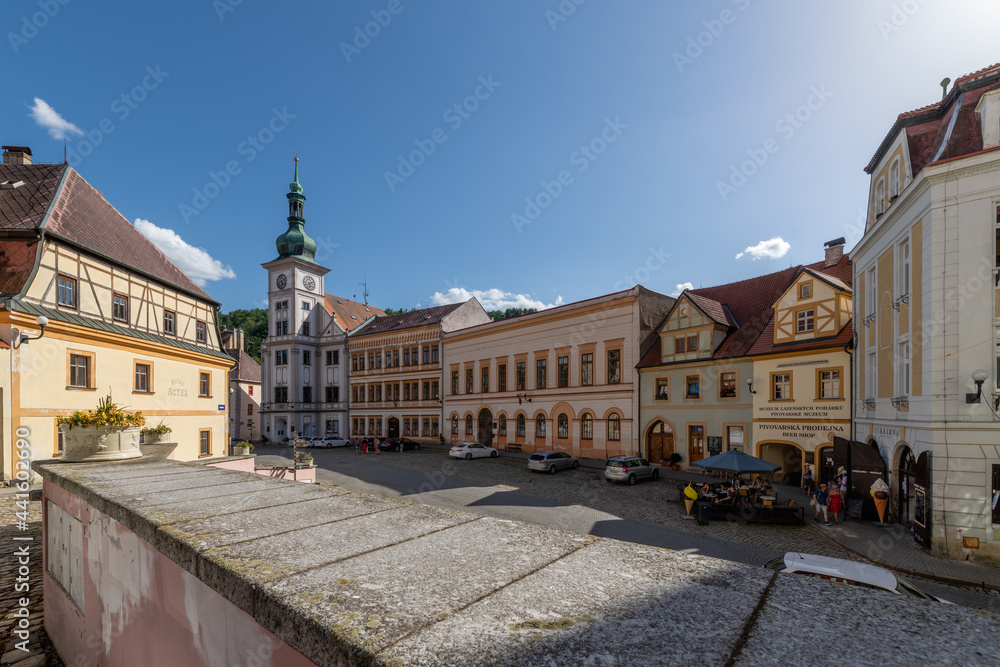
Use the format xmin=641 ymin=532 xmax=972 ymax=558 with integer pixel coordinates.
xmin=891 ymin=294 xmax=910 ymax=311
xmin=12 ymin=315 xmax=48 ymax=348
xmin=745 ymin=377 xmax=756 ymax=395
xmin=863 ymin=313 xmax=877 ymax=328
xmin=517 ymin=393 xmax=532 ymax=405
xmin=966 ymin=369 xmax=989 ymax=404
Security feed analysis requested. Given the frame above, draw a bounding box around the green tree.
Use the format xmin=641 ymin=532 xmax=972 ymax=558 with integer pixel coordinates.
xmin=218 ymin=308 xmax=268 ymax=362
xmin=489 ymin=307 xmax=537 ymax=321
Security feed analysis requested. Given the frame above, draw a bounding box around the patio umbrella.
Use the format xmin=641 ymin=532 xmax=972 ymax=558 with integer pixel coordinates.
xmin=690 ymin=450 xmax=780 ymax=474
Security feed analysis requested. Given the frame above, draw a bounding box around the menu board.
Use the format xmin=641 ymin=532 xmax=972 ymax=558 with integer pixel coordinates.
xmin=846 ymin=498 xmax=864 ymax=520
xmin=708 ymin=436 xmax=723 ymax=455
xmin=914 ymin=485 xmax=926 ymax=527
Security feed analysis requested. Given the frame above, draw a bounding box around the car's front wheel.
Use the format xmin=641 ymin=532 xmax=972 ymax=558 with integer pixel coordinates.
xmin=548 ymin=465 xmax=556 ymax=474
xmin=465 ymin=453 xmax=472 ymax=460
xmin=490 ymin=450 xmax=498 ymax=458
xmin=572 ymin=461 xmax=579 ymax=469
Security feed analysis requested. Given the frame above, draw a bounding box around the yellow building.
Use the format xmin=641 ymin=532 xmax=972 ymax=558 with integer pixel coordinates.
xmin=0 ymin=146 xmax=232 ymax=479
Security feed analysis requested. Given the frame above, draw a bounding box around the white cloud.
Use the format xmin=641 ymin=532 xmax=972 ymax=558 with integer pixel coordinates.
xmin=28 ymin=98 xmax=83 ymax=140
xmin=671 ymin=282 xmax=694 ymax=296
xmin=735 ymin=236 xmax=790 ymax=260
xmin=430 ymin=287 xmax=563 ymax=312
xmin=134 ymin=218 xmax=236 ymax=287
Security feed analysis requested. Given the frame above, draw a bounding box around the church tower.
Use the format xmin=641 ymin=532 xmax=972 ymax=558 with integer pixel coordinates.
xmin=260 ymin=158 xmax=331 ymax=440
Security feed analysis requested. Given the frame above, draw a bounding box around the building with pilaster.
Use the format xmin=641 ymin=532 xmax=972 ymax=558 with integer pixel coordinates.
xmin=853 ymin=64 xmax=1000 ymax=563
xmin=259 ymin=159 xmax=383 ymax=441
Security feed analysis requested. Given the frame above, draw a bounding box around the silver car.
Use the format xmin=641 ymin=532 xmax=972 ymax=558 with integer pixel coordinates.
xmin=527 ymin=451 xmax=579 ymax=474
xmin=603 ymin=456 xmax=659 ymax=485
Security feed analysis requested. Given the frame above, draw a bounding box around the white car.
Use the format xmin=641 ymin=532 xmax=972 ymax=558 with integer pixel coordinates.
xmin=318 ymin=436 xmax=350 ymax=448
xmin=301 ymin=436 xmax=325 ymax=448
xmin=765 ymin=552 xmax=950 ymax=603
xmin=449 ymin=442 xmax=498 ymax=460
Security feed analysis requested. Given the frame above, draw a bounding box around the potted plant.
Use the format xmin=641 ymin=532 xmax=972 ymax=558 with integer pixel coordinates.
xmin=141 ymin=422 xmax=172 ymax=444
xmin=669 ymin=452 xmax=683 ymax=471
xmin=233 ymin=441 xmax=254 ymax=456
xmin=57 ymin=393 xmax=145 ymax=462
xmin=302 ymin=452 xmax=314 ymax=467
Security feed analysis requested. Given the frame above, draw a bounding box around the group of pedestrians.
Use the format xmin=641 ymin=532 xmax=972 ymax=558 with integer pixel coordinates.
xmin=804 ymin=465 xmax=848 ymax=526
xmin=352 ymin=438 xmax=390 ymax=455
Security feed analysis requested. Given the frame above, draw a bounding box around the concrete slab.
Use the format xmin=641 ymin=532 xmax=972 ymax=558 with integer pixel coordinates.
xmin=383 ymin=539 xmax=771 ymax=666
xmin=142 ymin=484 xmax=348 ymax=528
xmin=736 ymin=574 xmax=1000 ymax=666
xmin=264 ymin=517 xmax=590 ymax=654
xmin=164 ymin=489 xmax=402 ymax=551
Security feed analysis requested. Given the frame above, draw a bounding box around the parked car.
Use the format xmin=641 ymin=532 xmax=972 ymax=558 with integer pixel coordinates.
xmin=603 ymin=456 xmax=659 ymax=485
xmin=764 ymin=552 xmax=950 ymax=603
xmin=319 ymin=436 xmax=351 ymax=448
xmin=527 ymin=451 xmax=579 ymax=474
xmin=383 ymin=437 xmax=421 ymax=452
xmin=449 ymin=442 xmax=498 ymax=460
xmin=302 ymin=436 xmax=325 ymax=448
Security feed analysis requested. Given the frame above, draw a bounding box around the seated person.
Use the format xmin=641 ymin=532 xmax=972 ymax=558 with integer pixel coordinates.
xmin=699 ymin=483 xmax=712 ymax=498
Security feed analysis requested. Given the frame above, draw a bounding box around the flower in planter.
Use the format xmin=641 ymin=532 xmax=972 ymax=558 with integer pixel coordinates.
xmin=141 ymin=422 xmax=171 ymax=437
xmin=235 ymin=441 xmax=254 ymax=452
xmin=58 ymin=393 xmax=145 ymax=430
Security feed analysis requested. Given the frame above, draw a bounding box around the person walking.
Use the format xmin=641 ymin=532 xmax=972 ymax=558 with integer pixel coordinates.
xmin=828 ymin=486 xmax=843 ymax=524
xmin=801 ymin=466 xmax=814 ymax=496
xmin=375 ymin=439 xmax=381 ymax=455
xmin=813 ymin=483 xmax=831 ymax=525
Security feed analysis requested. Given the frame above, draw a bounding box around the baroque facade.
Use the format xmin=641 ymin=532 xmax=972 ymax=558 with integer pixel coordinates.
xmin=853 ymin=64 xmax=1000 ymax=563
xmin=259 ymin=159 xmax=382 ymax=441
xmin=444 ymin=287 xmax=673 ymax=459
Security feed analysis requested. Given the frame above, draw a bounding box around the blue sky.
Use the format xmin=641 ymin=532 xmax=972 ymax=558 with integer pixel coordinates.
xmin=7 ymin=1 xmax=1000 ymax=313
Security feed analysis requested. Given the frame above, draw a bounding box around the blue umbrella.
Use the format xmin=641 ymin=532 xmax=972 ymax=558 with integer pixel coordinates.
xmin=690 ymin=450 xmax=781 ymax=474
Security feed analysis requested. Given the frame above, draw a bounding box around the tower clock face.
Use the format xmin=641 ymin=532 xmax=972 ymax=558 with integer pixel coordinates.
xmin=303 ymin=276 xmax=316 ymax=291
xmin=276 ymin=274 xmax=287 ymax=289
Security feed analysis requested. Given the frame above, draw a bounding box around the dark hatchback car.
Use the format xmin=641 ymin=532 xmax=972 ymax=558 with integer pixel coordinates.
xmin=383 ymin=437 xmax=421 ymax=451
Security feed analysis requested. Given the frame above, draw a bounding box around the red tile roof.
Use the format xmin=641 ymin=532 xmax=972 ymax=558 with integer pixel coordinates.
xmin=227 ymin=348 xmax=262 ymax=384
xmin=353 ymin=303 xmax=462 ymax=336
xmin=637 ymin=254 xmax=852 ymax=369
xmin=866 ymin=64 xmax=1000 ymax=175
xmin=684 ymin=292 xmax=735 ymax=327
xmin=323 ymin=294 xmax=384 ymax=333
xmin=1 ymin=163 xmax=216 ymax=303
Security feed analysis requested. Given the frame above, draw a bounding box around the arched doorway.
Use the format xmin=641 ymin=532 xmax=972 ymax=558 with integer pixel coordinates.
xmin=275 ymin=417 xmax=287 ymax=439
xmin=387 ymin=417 xmax=400 ymax=439
xmin=819 ymin=446 xmax=836 ymax=485
xmin=759 ymin=442 xmax=803 ymax=484
xmin=647 ymin=421 xmax=674 ymax=463
xmin=477 ymin=408 xmax=494 ymax=447
xmin=897 ymin=445 xmax=916 ymax=527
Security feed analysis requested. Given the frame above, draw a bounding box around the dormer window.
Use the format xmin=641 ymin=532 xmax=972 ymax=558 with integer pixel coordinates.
xmin=799 ymin=282 xmax=811 ymax=299
xmin=975 ymin=88 xmax=1000 ymax=149
xmin=889 ymin=158 xmax=900 ymax=199
xmin=875 ymin=178 xmax=886 ymax=216
xmin=796 ymin=309 xmax=814 ymax=333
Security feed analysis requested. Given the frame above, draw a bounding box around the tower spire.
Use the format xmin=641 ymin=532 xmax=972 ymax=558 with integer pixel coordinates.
xmin=273 ymin=155 xmax=316 ymax=262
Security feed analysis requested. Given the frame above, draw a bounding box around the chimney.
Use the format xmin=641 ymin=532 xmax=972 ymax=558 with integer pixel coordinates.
xmin=235 ymin=328 xmax=245 ymax=353
xmin=2 ymin=146 xmax=33 ymax=165
xmin=824 ymin=237 xmax=846 ymax=268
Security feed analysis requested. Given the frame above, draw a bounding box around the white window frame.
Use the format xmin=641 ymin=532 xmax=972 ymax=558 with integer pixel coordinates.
xmin=897 ymin=339 xmax=910 ymax=397
xmin=875 ymin=178 xmax=886 ymax=215
xmin=889 ymin=158 xmax=900 ymax=199
xmin=898 ymin=239 xmax=910 ymax=298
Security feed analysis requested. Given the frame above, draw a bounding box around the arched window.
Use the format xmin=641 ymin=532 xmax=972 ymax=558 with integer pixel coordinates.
xmin=498 ymin=414 xmax=507 ymax=436
xmin=875 ymin=178 xmax=886 ymax=215
xmin=889 ymin=159 xmax=900 ymax=198
xmin=536 ymin=415 xmax=546 ymax=437
xmin=608 ymin=413 xmax=621 ymax=441
xmin=451 ymin=416 xmax=458 ymax=434
xmin=465 ymin=415 xmax=473 ymax=435
xmin=581 ymin=413 xmax=593 ymax=440
xmin=557 ymin=414 xmax=569 ymax=438
xmin=516 ymin=414 xmax=526 ymax=437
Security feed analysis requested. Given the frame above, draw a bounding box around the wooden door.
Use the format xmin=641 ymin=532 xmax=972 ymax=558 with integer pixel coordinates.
xmin=688 ymin=425 xmax=704 ymax=463
xmin=647 ymin=421 xmax=674 ymax=463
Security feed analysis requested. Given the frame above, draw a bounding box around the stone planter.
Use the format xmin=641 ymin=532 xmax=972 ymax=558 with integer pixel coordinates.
xmin=139 ymin=442 xmax=178 ymax=459
xmin=59 ymin=425 xmax=143 ymax=462
xmin=233 ymin=446 xmax=251 ymax=456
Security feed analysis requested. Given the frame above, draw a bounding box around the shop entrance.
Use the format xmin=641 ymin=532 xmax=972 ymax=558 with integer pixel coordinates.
xmin=477 ymin=408 xmax=494 ymax=448
xmin=688 ymin=425 xmax=705 ymax=463
xmin=387 ymin=417 xmax=400 ymax=439
xmin=897 ymin=446 xmax=916 ymax=527
xmin=759 ymin=442 xmax=803 ymax=484
xmin=647 ymin=421 xmax=674 ymax=463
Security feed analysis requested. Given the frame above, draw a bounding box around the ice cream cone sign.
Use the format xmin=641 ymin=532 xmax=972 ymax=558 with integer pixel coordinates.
xmin=870 ymin=478 xmax=890 ymax=524
xmin=684 ymin=484 xmax=698 ymax=515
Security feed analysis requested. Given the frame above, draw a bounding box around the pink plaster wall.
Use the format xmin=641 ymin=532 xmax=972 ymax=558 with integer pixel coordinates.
xmin=42 ymin=481 xmax=316 ymax=667
xmin=205 ymin=457 xmax=256 ymax=473
xmin=255 ymin=466 xmax=316 ymax=483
